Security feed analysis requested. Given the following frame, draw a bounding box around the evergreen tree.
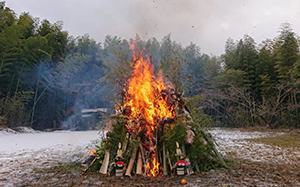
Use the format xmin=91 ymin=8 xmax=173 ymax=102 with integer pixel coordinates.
xmin=274 ymin=23 xmax=299 ymax=81
xmin=241 ymin=35 xmax=259 ymax=96
xmin=258 ymin=40 xmax=276 ymax=99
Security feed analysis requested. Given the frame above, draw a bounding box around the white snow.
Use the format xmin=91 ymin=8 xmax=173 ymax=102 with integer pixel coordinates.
xmin=210 ymin=128 xmax=299 ymax=165
xmin=0 ymin=127 xmax=298 ymax=186
xmin=0 ymin=128 xmax=17 ymax=135
xmin=0 ymin=129 xmax=104 ymax=187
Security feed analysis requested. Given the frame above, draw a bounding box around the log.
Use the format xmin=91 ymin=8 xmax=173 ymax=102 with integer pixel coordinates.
xmin=125 ymin=146 xmax=138 ymax=176
xmin=99 ymin=150 xmax=110 ymax=174
xmin=136 ymin=150 xmax=143 ymax=175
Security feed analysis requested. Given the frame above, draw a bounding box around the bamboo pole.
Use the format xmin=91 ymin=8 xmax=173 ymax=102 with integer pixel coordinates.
xmin=139 ymin=144 xmax=147 ymax=173
xmin=136 ymin=150 xmax=143 ymax=175
xmin=99 ymin=150 xmax=110 ymax=174
xmin=125 ymin=146 xmax=138 ymax=176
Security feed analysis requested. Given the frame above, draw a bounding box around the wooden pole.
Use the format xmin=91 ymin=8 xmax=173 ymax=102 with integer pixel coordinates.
xmin=125 ymin=146 xmax=138 ymax=176
xmin=99 ymin=150 xmax=110 ymax=174
xmin=136 ymin=150 xmax=143 ymax=175
xmin=139 ymin=144 xmax=147 ymax=173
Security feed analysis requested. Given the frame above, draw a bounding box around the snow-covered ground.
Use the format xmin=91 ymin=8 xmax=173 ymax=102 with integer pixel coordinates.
xmin=210 ymin=128 xmax=300 ymax=165
xmin=1 ymin=127 xmax=299 ymax=187
xmin=0 ymin=128 xmax=104 ymax=187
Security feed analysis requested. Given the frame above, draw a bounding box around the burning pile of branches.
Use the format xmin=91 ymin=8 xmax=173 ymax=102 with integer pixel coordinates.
xmin=82 ymin=40 xmax=225 ymax=177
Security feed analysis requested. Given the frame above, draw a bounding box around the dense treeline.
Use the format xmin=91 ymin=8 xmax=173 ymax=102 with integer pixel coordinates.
xmin=1 ymin=2 xmax=300 ymax=129
xmin=0 ymin=2 xmax=111 ymax=129
xmin=210 ymin=23 xmax=300 ymax=128
xmin=0 ymin=2 xmax=208 ymax=130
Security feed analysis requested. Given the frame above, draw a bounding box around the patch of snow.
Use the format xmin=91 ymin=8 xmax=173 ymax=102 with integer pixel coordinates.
xmin=0 ymin=127 xmax=297 ymax=186
xmin=13 ymin=126 xmax=38 ymax=133
xmin=209 ymin=128 xmax=297 ymax=165
xmin=0 ymin=127 xmax=17 ymax=135
xmin=0 ymin=130 xmax=104 ymax=187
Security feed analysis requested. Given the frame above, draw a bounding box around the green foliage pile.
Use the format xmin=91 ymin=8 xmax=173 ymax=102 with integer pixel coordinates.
xmin=162 ymin=119 xmax=223 ymax=172
xmin=102 ymin=118 xmax=128 ymax=157
xmin=188 ymin=96 xmax=225 ymax=171
xmin=90 ymin=97 xmax=225 ymax=174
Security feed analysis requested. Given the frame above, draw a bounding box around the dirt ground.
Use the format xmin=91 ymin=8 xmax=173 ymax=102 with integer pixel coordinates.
xmin=22 ymin=157 xmax=299 ymax=187
xmin=10 ymin=128 xmax=300 ymax=186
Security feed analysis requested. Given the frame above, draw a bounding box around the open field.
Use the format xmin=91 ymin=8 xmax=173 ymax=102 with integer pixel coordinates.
xmin=1 ymin=128 xmax=299 ymax=186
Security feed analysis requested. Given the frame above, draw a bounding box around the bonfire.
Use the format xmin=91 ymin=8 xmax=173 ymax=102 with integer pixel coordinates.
xmin=82 ymin=40 xmax=225 ymax=177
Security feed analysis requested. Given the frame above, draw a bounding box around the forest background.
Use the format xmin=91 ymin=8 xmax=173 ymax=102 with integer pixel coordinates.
xmin=1 ymin=1 xmax=300 ymax=130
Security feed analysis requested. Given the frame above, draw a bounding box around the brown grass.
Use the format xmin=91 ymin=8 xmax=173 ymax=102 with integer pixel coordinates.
xmin=246 ymin=130 xmax=300 ymax=148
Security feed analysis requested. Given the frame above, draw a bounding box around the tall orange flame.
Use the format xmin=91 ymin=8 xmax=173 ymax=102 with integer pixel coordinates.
xmin=124 ymin=39 xmax=175 ymax=176
xmin=125 ymin=41 xmax=174 ymax=126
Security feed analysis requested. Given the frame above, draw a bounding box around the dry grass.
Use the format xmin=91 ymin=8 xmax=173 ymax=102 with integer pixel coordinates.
xmin=246 ymin=130 xmax=300 ymax=148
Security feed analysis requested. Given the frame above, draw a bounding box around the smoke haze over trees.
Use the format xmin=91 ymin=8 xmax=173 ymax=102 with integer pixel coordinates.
xmin=1 ymin=2 xmax=300 ymax=130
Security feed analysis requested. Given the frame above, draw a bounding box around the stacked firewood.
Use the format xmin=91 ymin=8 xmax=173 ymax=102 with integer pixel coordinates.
xmin=95 ymin=88 xmax=225 ymax=177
